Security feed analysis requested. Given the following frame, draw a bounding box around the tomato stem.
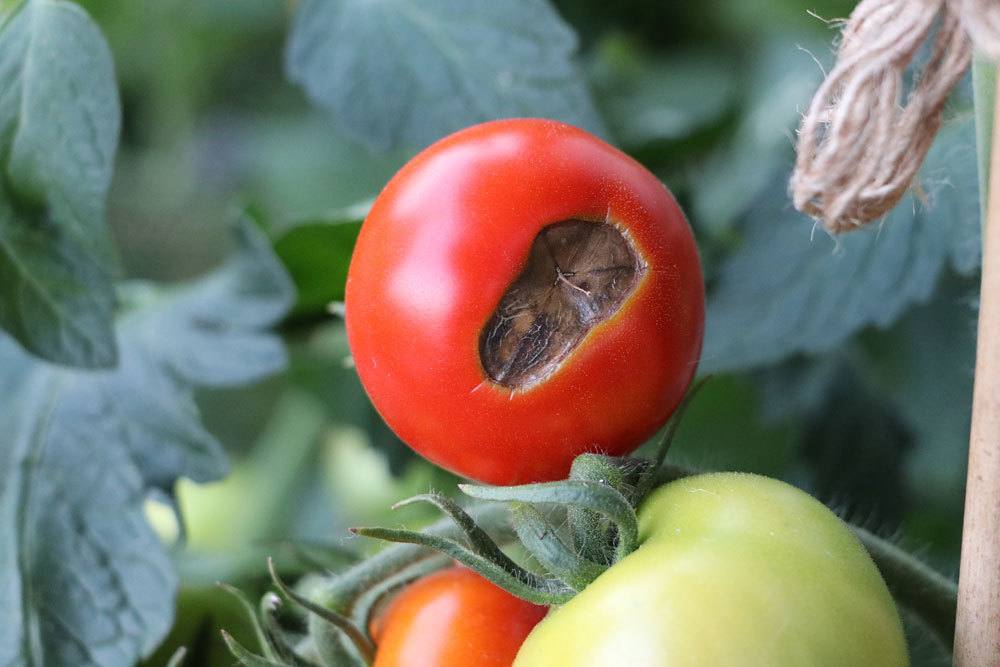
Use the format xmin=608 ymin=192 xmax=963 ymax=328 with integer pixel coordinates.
xmin=636 ymin=375 xmax=712 ymax=501
xmin=855 ymin=526 xmax=958 ymax=650
xmin=567 ymin=454 xmax=646 ymax=564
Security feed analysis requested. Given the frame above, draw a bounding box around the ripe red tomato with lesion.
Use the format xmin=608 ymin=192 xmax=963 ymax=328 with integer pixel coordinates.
xmin=345 ymin=118 xmax=704 ymax=484
xmin=370 ymin=567 xmax=547 ymax=667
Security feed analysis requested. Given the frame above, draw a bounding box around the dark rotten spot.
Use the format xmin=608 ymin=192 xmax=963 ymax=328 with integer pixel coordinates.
xmin=479 ymin=219 xmax=646 ymax=389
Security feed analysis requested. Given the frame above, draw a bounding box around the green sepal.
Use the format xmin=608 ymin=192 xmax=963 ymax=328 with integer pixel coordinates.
xmin=264 ymin=539 xmax=358 ymax=572
xmin=510 ymin=502 xmax=606 ymax=590
xmin=571 ymin=454 xmax=651 ymax=503
xmin=268 ymin=558 xmax=376 ymax=665
xmin=315 ymin=503 xmax=513 ymax=612
xmin=350 ymin=525 xmax=574 ymax=605
xmin=308 ymin=614 xmax=360 ymax=667
xmin=460 ymin=480 xmax=638 ymax=563
xmin=393 ymin=493 xmax=525 ymax=576
xmin=260 ymin=593 xmax=314 ymax=667
xmin=350 ymin=555 xmax=451 ymax=629
xmin=218 ymin=582 xmax=281 ymax=662
xmin=221 ymin=631 xmax=295 ymax=667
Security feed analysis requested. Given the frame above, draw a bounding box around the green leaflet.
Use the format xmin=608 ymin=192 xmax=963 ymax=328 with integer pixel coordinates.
xmin=689 ymin=37 xmax=826 ymax=237
xmin=0 ymin=0 xmax=121 ymax=367
xmin=702 ymin=114 xmax=980 ymax=374
xmin=588 ymin=37 xmax=738 ymax=150
xmin=285 ymin=0 xmax=606 ymax=151
xmin=0 ymin=219 xmax=293 ymax=667
xmin=273 ymin=201 xmax=370 ymax=319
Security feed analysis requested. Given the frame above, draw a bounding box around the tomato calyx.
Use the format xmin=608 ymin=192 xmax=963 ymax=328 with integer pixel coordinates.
xmin=350 ymin=454 xmax=680 ymax=607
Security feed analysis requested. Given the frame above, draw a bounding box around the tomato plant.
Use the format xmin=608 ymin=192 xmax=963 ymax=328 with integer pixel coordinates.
xmin=0 ymin=0 xmax=980 ymax=663
xmin=511 ymin=473 xmax=909 ymax=666
xmin=370 ymin=566 xmax=546 ymax=667
xmin=346 ymin=118 xmax=704 ymax=485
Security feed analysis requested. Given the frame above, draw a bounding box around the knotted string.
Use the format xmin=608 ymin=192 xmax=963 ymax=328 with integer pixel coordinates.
xmin=791 ymin=0 xmax=1000 ymax=233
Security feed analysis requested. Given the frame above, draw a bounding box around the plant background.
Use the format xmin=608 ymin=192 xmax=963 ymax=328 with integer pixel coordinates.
xmin=0 ymin=1 xmax=975 ymax=666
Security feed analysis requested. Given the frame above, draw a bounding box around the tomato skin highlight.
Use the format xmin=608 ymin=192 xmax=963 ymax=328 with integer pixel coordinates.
xmin=371 ymin=567 xmax=547 ymax=667
xmin=513 ymin=473 xmax=909 ymax=667
xmin=345 ymin=118 xmax=704 ymax=484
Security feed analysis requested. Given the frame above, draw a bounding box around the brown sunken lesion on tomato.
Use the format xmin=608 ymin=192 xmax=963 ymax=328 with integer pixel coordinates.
xmin=479 ymin=219 xmax=647 ymax=389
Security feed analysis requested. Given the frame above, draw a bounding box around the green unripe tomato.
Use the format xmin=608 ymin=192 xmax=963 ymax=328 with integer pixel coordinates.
xmin=514 ymin=473 xmax=908 ymax=666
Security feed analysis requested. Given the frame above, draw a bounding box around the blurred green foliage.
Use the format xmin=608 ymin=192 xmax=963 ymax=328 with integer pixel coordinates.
xmin=11 ymin=0 xmax=969 ymax=665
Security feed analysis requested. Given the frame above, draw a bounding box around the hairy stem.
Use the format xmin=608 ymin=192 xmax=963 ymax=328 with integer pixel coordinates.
xmin=854 ymin=526 xmax=957 ymax=648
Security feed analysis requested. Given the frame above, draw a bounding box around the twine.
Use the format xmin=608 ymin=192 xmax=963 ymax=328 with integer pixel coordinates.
xmin=791 ymin=0 xmax=1000 ymax=234
xmin=954 ymin=0 xmax=1000 ymax=60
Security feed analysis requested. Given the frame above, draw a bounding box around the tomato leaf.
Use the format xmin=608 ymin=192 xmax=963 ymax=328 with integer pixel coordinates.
xmin=0 ymin=0 xmax=121 ymax=368
xmin=856 ymin=276 xmax=976 ymax=538
xmin=0 ymin=219 xmax=293 ymax=667
xmin=701 ymin=114 xmax=979 ymax=374
xmin=273 ymin=201 xmax=371 ymax=318
xmin=588 ymin=38 xmax=738 ymax=151
xmin=284 ymin=0 xmax=606 ymax=151
xmin=688 ymin=38 xmax=824 ymax=237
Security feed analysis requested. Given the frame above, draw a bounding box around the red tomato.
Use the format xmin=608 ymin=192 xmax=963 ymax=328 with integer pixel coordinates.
xmin=346 ymin=118 xmax=703 ymax=484
xmin=370 ymin=567 xmax=547 ymax=667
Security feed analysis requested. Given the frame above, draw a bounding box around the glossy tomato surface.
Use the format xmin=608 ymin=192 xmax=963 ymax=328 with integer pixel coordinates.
xmin=345 ymin=118 xmax=703 ymax=484
xmin=513 ymin=473 xmax=909 ymax=666
xmin=371 ymin=567 xmax=547 ymax=667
